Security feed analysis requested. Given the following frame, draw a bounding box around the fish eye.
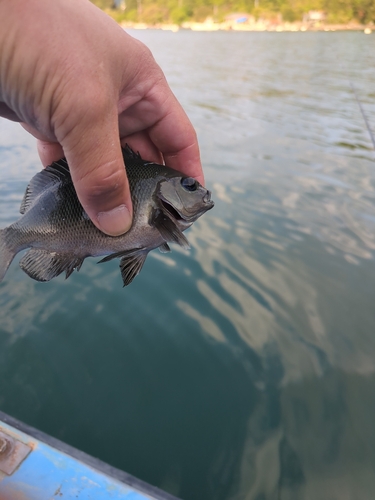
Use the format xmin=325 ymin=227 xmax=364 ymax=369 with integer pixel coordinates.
xmin=181 ymin=177 xmax=198 ymax=192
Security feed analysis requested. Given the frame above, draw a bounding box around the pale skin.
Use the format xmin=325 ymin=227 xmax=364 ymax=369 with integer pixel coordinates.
xmin=0 ymin=0 xmax=204 ymax=236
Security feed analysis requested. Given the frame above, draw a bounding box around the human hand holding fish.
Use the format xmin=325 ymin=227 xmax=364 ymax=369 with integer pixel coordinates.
xmin=0 ymin=0 xmax=203 ymax=235
xmin=0 ymin=0 xmax=213 ymax=287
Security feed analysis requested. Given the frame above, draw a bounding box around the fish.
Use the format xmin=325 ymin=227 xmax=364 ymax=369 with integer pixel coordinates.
xmin=0 ymin=145 xmax=214 ymax=287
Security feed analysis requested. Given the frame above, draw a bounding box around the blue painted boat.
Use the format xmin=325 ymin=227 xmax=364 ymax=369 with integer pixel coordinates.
xmin=0 ymin=410 xmax=179 ymax=500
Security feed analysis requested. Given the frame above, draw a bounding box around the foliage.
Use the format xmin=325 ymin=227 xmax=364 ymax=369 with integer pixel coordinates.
xmin=90 ymin=0 xmax=375 ymax=24
xmin=170 ymin=6 xmax=193 ymax=24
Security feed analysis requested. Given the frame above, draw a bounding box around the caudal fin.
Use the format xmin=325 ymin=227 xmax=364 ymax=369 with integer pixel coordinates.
xmin=0 ymin=228 xmax=17 ymax=283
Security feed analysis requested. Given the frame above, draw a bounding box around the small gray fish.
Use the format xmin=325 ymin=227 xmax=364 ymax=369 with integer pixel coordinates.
xmin=0 ymin=146 xmax=214 ymax=286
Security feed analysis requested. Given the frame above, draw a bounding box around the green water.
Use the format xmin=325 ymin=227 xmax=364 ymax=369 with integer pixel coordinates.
xmin=1 ymin=31 xmax=375 ymax=500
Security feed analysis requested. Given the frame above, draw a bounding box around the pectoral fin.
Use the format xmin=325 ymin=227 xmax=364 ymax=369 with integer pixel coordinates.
xmin=152 ymin=210 xmax=190 ymax=250
xmin=19 ymin=249 xmax=83 ymax=282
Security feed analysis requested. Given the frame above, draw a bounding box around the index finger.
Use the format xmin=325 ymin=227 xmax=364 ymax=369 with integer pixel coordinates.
xmin=148 ymin=95 xmax=204 ymax=186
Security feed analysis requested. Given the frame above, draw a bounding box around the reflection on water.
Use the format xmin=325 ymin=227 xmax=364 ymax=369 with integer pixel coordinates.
xmin=1 ymin=31 xmax=375 ymax=500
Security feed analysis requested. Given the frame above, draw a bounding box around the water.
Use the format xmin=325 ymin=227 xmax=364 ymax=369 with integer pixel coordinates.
xmin=0 ymin=31 xmax=375 ymax=500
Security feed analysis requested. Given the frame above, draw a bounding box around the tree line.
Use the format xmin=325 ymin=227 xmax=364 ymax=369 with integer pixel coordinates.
xmin=91 ymin=0 xmax=375 ymax=25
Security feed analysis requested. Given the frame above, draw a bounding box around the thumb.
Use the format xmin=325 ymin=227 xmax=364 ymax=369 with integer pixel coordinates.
xmin=60 ymin=111 xmax=133 ymax=237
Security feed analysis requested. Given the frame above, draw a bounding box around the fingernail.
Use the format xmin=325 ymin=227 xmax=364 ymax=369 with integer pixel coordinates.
xmin=97 ymin=205 xmax=132 ymax=236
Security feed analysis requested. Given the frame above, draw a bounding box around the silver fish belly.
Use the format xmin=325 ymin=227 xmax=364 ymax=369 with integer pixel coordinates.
xmin=0 ymin=146 xmax=214 ymax=287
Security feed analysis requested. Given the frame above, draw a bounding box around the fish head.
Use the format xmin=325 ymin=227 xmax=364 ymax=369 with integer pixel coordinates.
xmin=157 ymin=176 xmax=214 ymax=228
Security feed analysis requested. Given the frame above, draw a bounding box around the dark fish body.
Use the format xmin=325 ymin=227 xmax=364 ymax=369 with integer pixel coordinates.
xmin=0 ymin=146 xmax=214 ymax=286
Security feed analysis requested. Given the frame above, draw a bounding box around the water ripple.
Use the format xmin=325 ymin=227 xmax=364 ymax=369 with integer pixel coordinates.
xmin=2 ymin=30 xmax=375 ymax=500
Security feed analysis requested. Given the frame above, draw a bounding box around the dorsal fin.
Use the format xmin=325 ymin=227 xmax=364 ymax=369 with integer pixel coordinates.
xmin=45 ymin=158 xmax=71 ymax=179
xmin=122 ymin=144 xmax=143 ymax=161
xmin=20 ymin=158 xmax=71 ymax=214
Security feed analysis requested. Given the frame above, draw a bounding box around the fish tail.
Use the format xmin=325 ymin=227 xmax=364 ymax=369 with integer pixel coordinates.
xmin=0 ymin=228 xmax=17 ymax=283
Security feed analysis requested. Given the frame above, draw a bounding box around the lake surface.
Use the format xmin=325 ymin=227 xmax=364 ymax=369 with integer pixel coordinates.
xmin=1 ymin=30 xmax=375 ymax=500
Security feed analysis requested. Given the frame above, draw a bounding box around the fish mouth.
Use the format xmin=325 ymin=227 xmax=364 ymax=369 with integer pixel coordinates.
xmin=160 ymin=197 xmax=214 ymax=223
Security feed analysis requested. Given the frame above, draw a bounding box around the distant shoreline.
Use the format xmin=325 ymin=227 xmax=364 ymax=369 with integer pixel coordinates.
xmin=121 ymin=21 xmax=374 ymax=33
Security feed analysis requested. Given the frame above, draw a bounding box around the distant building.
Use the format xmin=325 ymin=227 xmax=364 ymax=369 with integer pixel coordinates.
xmin=303 ymin=11 xmax=326 ymax=23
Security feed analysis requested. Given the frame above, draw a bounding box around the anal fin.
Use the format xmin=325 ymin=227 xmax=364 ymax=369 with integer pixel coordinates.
xmin=20 ymin=249 xmax=83 ymax=282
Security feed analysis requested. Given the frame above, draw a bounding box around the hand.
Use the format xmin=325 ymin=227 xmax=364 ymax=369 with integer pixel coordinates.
xmin=0 ymin=0 xmax=203 ymax=236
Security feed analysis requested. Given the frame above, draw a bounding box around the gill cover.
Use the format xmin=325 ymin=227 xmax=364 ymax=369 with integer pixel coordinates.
xmin=158 ymin=176 xmax=212 ymax=222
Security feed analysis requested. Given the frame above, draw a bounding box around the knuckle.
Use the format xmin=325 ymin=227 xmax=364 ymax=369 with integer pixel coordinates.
xmin=133 ymin=39 xmax=154 ymax=62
